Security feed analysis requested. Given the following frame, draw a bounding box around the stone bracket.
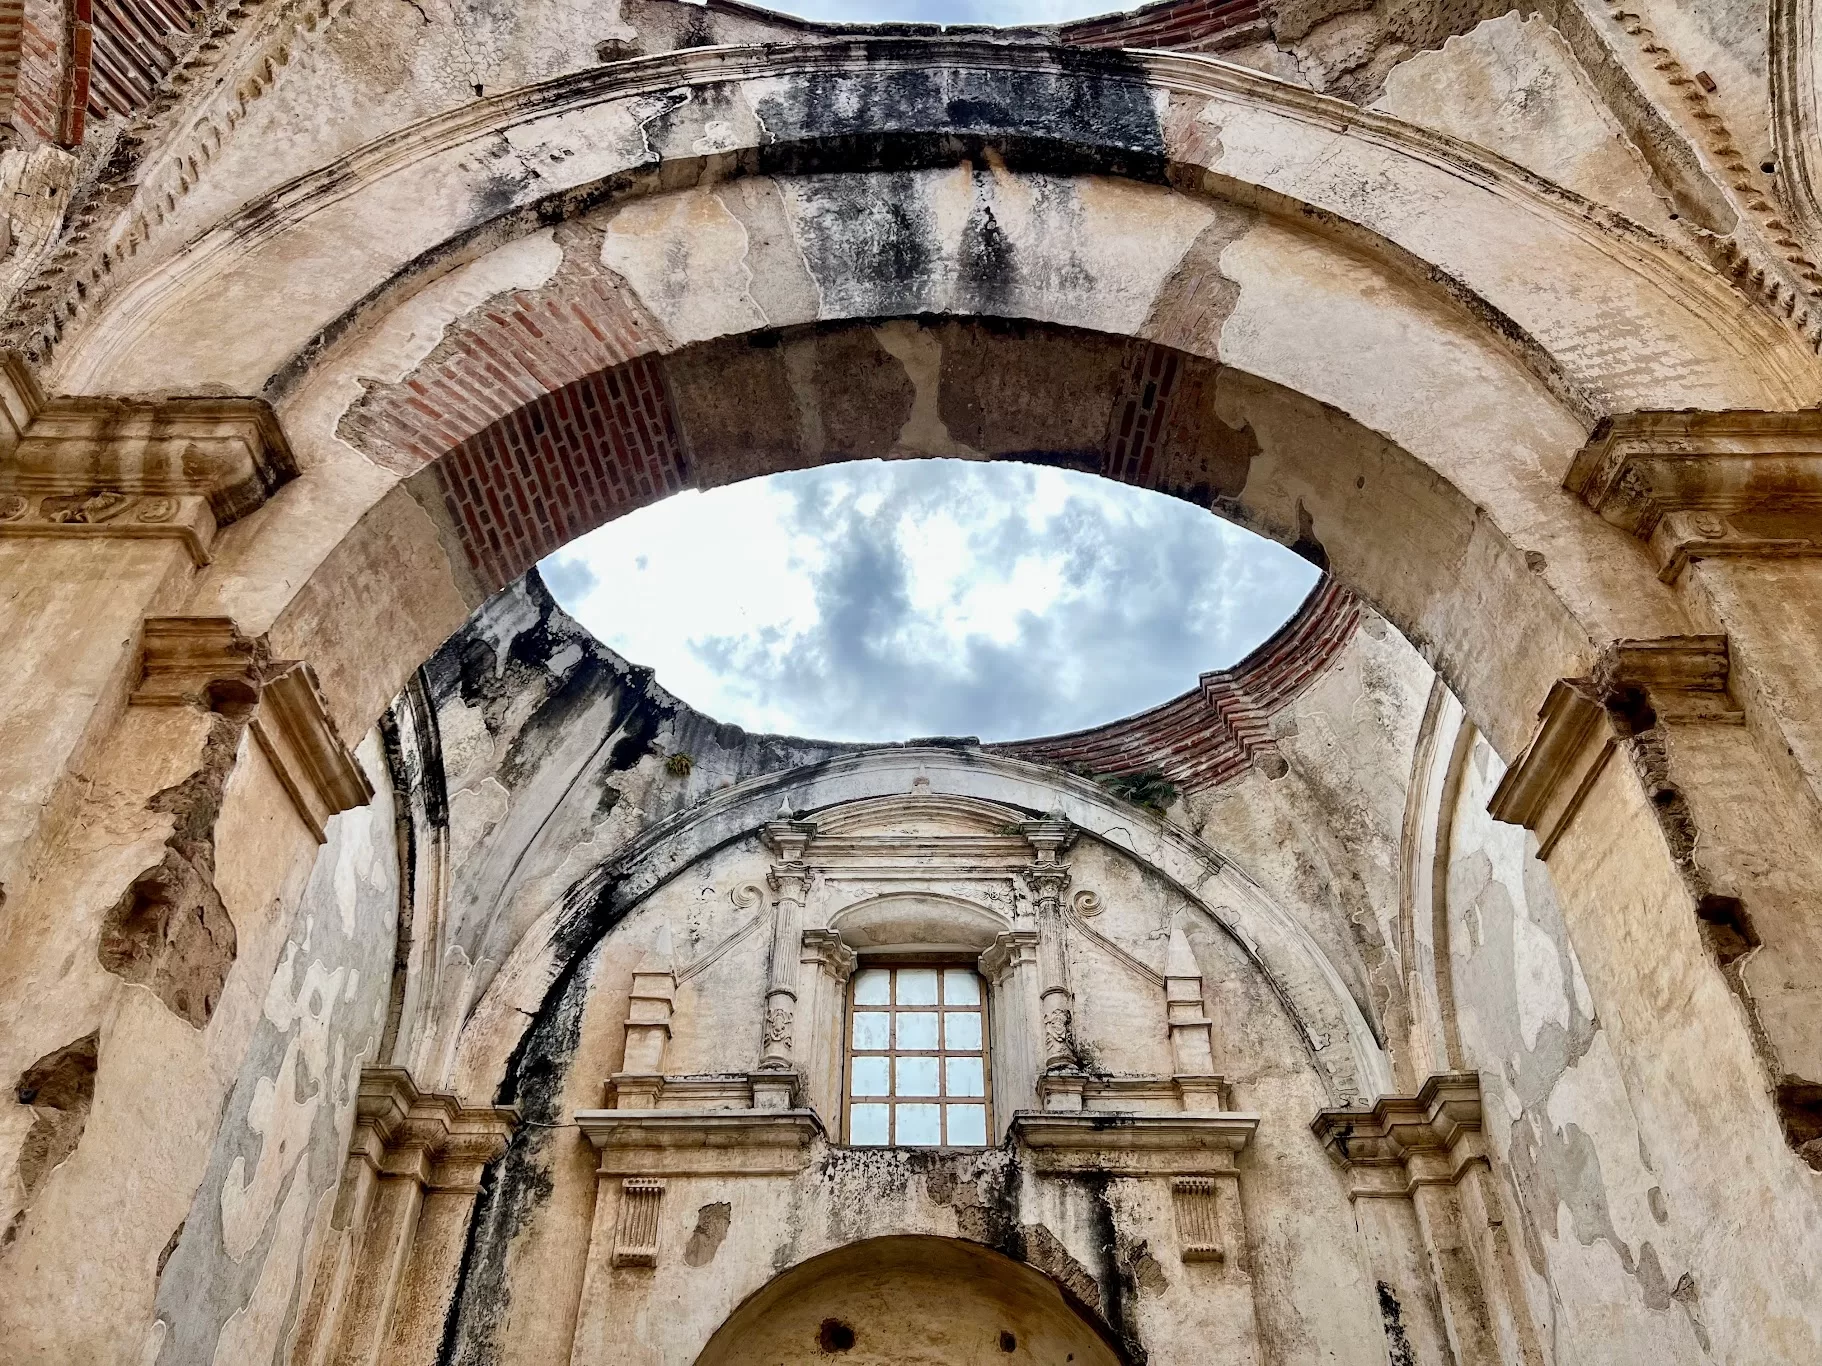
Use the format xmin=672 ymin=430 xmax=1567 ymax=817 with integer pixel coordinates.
xmin=1490 ymin=637 xmax=1741 ymax=856
xmin=354 ymin=1066 xmax=518 ymax=1193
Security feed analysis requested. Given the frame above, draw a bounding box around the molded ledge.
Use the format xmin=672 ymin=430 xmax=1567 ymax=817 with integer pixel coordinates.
xmin=355 ymin=1066 xmax=518 ymax=1192
xmin=577 ymin=1108 xmax=825 ymax=1175
xmin=1568 ymin=410 xmax=1822 ymax=580
xmin=0 ymin=386 xmax=296 ymax=525
xmin=1011 ymin=1110 xmax=1259 ymax=1174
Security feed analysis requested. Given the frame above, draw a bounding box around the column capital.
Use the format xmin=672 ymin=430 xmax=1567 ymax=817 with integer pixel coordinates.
xmin=1310 ymin=1072 xmax=1486 ymax=1192
xmin=1566 ymin=409 xmax=1822 ymax=581
xmin=354 ymin=1066 xmax=518 ymax=1193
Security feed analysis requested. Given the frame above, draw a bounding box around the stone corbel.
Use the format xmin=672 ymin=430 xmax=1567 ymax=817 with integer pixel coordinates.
xmin=131 ymin=618 xmax=374 ymax=841
xmin=800 ymin=927 xmax=856 ymax=982
xmin=1566 ymin=409 xmax=1822 ymax=582
xmin=251 ymin=663 xmax=376 ymax=843
xmin=978 ymin=930 xmax=1038 ymax=983
xmin=0 ymin=378 xmax=297 ymax=563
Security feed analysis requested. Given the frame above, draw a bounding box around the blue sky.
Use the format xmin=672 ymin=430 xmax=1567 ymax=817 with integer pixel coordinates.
xmin=541 ymin=460 xmax=1319 ymax=743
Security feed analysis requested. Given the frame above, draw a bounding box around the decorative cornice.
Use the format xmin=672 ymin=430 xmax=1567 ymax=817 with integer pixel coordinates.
xmin=1488 ymin=636 xmax=1737 ymax=855
xmin=250 ymin=661 xmax=375 ymax=843
xmin=354 ymin=1066 xmax=518 ymax=1193
xmin=2 ymin=392 xmax=297 ymax=524
xmin=1567 ymin=409 xmax=1822 ymax=580
xmin=1010 ymin=1110 xmax=1258 ymax=1175
xmin=978 ymin=930 xmax=1039 ymax=984
xmin=1311 ymin=1073 xmax=1489 ymax=1198
xmin=1486 ymin=679 xmax=1613 ymax=858
xmin=575 ymin=1108 xmax=825 ymax=1175
xmin=1311 ymin=1073 xmax=1483 ymax=1167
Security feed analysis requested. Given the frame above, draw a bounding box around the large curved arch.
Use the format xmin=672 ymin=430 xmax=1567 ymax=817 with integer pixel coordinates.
xmin=65 ymin=42 xmax=1807 ymax=772
xmin=692 ymin=1235 xmax=1131 ymax=1366
xmin=450 ymin=745 xmax=1394 ymax=1112
xmin=44 ymin=41 xmax=1818 ymax=407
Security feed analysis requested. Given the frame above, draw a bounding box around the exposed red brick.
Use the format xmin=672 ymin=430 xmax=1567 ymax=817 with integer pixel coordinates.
xmin=989 ymin=578 xmax=1360 ymax=793
xmin=1061 ymin=0 xmax=1263 ymax=51
xmin=12 ymin=0 xmax=62 ymax=140
xmin=428 ymin=356 xmax=690 ymax=591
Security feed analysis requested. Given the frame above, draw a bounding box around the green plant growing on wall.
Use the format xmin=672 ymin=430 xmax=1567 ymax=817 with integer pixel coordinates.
xmin=665 ymin=753 xmax=694 ymax=777
xmin=1099 ymin=770 xmax=1177 ymax=814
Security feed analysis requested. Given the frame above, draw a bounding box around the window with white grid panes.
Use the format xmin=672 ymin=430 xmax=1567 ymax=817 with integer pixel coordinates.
xmin=845 ymin=964 xmax=990 ymax=1148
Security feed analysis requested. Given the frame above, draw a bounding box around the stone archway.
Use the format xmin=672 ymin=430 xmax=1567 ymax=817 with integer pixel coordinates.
xmin=693 ymin=1236 xmax=1131 ymax=1366
xmin=4 ymin=23 xmax=1822 ymax=1366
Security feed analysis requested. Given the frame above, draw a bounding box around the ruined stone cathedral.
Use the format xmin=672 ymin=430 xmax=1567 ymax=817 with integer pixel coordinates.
xmin=2 ymin=0 xmax=1821 ymax=1360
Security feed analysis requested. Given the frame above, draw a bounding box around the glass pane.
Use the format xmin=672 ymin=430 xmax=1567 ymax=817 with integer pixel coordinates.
xmin=942 ymin=968 xmax=981 ymax=1005
xmin=852 ymin=1012 xmax=889 ymax=1050
xmin=945 ymin=1056 xmax=985 ymax=1097
xmin=853 ymin=968 xmax=891 ymax=1005
xmin=850 ymin=1103 xmax=889 ymax=1146
xmin=896 ymin=1103 xmax=942 ymax=1145
xmin=851 ymin=1056 xmax=889 ymax=1097
xmin=946 ymin=1104 xmax=987 ymax=1147
xmin=944 ymin=1011 xmax=982 ymax=1051
xmin=896 ymin=1011 xmax=938 ymax=1050
xmin=896 ymin=967 xmax=939 ymax=1004
xmin=896 ymin=1056 xmax=940 ymax=1097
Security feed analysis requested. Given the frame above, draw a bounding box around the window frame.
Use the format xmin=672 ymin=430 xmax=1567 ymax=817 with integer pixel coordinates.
xmin=841 ymin=956 xmax=994 ymax=1150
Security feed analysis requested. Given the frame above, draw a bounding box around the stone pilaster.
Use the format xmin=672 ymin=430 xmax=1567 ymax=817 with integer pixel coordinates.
xmin=1021 ymin=815 xmax=1081 ymax=1093
xmin=756 ymin=813 xmax=815 ymax=1106
xmin=291 ymin=1067 xmax=516 ymax=1366
xmin=1539 ymin=409 xmax=1822 ymax=1161
xmin=1312 ymin=1075 xmax=1544 ymax=1366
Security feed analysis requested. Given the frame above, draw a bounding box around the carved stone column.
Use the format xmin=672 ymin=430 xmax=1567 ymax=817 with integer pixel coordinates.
xmin=1312 ymin=1075 xmax=1544 ymax=1366
xmin=1020 ymin=815 xmax=1081 ymax=1103
xmin=1536 ymin=410 xmax=1822 ymax=1160
xmin=291 ymin=1067 xmax=515 ymax=1366
xmin=756 ymin=813 xmax=815 ymax=1108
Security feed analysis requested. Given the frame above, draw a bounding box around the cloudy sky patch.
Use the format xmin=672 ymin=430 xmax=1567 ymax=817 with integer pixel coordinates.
xmin=541 ymin=460 xmax=1319 ymax=743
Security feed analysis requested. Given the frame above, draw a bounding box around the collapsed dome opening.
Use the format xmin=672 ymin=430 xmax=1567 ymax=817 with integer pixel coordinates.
xmin=538 ymin=458 xmax=1320 ymax=745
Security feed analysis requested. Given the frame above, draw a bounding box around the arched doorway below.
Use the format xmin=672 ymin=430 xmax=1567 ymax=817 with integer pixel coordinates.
xmin=694 ymin=1236 xmax=1130 ymax=1366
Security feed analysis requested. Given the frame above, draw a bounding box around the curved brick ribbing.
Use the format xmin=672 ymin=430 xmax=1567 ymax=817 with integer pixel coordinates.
xmin=988 ymin=577 xmax=1359 ymax=792
xmin=1060 ymin=0 xmax=1264 ymax=51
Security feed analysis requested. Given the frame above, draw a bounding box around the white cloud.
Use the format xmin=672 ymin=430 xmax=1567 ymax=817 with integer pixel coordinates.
xmin=541 ymin=459 xmax=1319 ymax=743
